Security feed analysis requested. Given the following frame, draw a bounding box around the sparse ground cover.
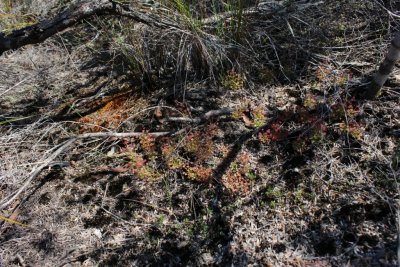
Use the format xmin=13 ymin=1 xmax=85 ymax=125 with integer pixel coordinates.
xmin=0 ymin=0 xmax=399 ymax=266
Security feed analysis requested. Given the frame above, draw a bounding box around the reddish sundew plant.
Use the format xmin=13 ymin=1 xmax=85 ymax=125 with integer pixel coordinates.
xmin=315 ymin=65 xmax=352 ymax=86
xmin=258 ymin=121 xmax=288 ymax=143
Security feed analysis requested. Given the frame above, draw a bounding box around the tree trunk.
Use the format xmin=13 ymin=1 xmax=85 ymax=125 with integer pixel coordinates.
xmin=365 ymin=32 xmax=400 ymax=99
xmin=0 ymin=0 xmax=176 ymax=56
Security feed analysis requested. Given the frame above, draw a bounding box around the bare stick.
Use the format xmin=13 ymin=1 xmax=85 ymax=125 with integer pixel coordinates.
xmin=165 ymin=107 xmax=233 ymax=123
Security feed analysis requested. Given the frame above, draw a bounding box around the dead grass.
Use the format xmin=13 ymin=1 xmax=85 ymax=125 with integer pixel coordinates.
xmin=0 ymin=0 xmax=400 ymax=266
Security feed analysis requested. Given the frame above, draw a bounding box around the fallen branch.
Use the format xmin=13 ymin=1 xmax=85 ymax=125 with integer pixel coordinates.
xmin=0 ymin=107 xmax=233 ymax=210
xmin=0 ymin=0 xmax=177 ymax=56
xmin=0 ymin=130 xmax=175 ymax=211
xmin=165 ymin=107 xmax=233 ymax=123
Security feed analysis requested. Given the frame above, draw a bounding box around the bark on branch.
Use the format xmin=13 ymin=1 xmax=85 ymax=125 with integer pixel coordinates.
xmin=0 ymin=0 xmax=177 ymax=56
xmin=365 ymin=32 xmax=400 ymax=99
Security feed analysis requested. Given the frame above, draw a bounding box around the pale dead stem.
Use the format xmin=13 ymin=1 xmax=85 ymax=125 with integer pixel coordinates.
xmin=200 ymin=1 xmax=324 ymax=26
xmin=0 ymin=107 xmax=234 ymax=211
xmin=0 ymin=138 xmax=75 ymax=211
xmin=166 ymin=107 xmax=233 ymax=123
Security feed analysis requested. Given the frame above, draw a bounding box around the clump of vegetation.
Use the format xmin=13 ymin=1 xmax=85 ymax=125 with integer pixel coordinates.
xmin=221 ymin=69 xmax=246 ymax=91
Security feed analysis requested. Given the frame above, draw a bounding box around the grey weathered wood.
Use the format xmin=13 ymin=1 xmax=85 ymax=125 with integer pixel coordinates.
xmin=365 ymin=32 xmax=400 ymax=99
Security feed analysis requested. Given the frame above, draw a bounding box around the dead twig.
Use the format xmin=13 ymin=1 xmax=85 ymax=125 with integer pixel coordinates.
xmin=165 ymin=107 xmax=233 ymax=123
xmin=0 ymin=107 xmax=233 ymax=211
